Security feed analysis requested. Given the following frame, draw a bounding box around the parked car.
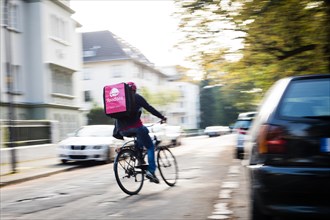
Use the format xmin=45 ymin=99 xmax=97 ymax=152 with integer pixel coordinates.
xmin=58 ymin=125 xmax=121 ymax=164
xmin=233 ymin=111 xmax=256 ymax=159
xmin=245 ymin=74 xmax=330 ymax=219
xmin=165 ymin=125 xmax=183 ymax=146
xmin=204 ymin=126 xmax=230 ymax=137
xmin=147 ymin=123 xmax=183 ymax=147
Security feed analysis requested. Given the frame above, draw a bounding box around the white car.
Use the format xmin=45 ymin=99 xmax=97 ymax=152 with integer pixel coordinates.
xmin=204 ymin=126 xmax=230 ymax=137
xmin=165 ymin=125 xmax=183 ymax=146
xmin=146 ymin=123 xmax=183 ymax=147
xmin=233 ymin=111 xmax=256 ymax=159
xmin=58 ymin=125 xmax=122 ymax=164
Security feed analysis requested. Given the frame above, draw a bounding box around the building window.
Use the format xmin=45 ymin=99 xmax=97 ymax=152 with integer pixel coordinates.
xmin=138 ymin=67 xmax=144 ymax=78
xmin=112 ymin=65 xmax=122 ymax=78
xmin=12 ymin=65 xmax=22 ymax=92
xmin=52 ymin=70 xmax=73 ymax=95
xmin=83 ymin=69 xmax=91 ymax=80
xmin=84 ymin=91 xmax=92 ymax=102
xmin=181 ymin=117 xmax=186 ymax=124
xmin=50 ymin=14 xmax=68 ymax=42
xmin=9 ymin=3 xmax=19 ymax=30
xmin=83 ymin=50 xmax=96 ymax=57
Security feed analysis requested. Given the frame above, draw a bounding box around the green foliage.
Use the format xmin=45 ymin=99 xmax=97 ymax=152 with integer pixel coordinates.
xmin=200 ymin=80 xmax=244 ymax=127
xmin=139 ymin=87 xmax=180 ymax=108
xmin=87 ymin=107 xmax=114 ymax=125
xmin=175 ymin=0 xmax=330 ymax=113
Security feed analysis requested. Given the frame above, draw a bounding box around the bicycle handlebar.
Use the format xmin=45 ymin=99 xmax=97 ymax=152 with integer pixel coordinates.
xmin=144 ymin=117 xmax=167 ymax=127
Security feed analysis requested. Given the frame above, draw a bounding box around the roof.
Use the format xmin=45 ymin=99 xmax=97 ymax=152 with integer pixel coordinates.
xmin=82 ymin=30 xmax=152 ymax=65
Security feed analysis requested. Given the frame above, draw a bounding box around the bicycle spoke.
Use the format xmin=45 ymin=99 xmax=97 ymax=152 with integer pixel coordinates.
xmin=114 ymin=149 xmax=144 ymax=195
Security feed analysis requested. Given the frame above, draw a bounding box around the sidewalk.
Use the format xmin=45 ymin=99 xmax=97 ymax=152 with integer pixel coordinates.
xmin=0 ymin=158 xmax=80 ymax=187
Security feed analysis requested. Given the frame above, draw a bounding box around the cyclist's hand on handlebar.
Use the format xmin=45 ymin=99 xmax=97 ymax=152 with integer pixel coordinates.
xmin=161 ymin=116 xmax=167 ymax=124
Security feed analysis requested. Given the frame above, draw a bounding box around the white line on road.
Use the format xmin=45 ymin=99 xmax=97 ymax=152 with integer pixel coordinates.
xmin=221 ymin=181 xmax=239 ymax=189
xmin=219 ymin=189 xmax=232 ymax=199
xmin=208 ymin=165 xmax=241 ymax=220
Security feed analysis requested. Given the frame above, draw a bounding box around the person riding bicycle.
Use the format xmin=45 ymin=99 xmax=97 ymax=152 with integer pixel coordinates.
xmin=114 ymin=82 xmax=167 ymax=184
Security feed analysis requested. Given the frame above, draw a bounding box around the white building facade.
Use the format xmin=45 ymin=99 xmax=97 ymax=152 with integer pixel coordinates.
xmin=167 ymin=82 xmax=200 ymax=130
xmin=80 ymin=31 xmax=170 ymax=123
xmin=0 ymin=0 xmax=83 ymax=139
xmin=81 ymin=31 xmax=200 ymax=129
xmin=159 ymin=66 xmax=200 ymax=130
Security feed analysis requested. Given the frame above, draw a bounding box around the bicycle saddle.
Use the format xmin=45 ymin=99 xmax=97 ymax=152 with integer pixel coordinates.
xmin=123 ymin=131 xmax=137 ymax=138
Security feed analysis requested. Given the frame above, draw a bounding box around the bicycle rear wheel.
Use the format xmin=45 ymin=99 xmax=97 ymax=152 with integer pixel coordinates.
xmin=157 ymin=147 xmax=178 ymax=186
xmin=114 ymin=149 xmax=144 ymax=195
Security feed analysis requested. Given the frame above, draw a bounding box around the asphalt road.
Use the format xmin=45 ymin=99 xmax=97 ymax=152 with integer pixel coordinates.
xmin=0 ymin=135 xmax=249 ymax=220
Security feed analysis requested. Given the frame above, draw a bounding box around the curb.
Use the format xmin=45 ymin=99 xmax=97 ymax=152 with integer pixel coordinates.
xmin=0 ymin=166 xmax=80 ymax=188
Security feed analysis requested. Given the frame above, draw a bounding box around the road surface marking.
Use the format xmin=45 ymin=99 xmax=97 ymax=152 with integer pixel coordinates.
xmin=208 ymin=165 xmax=241 ymax=219
xmin=219 ymin=189 xmax=232 ymax=199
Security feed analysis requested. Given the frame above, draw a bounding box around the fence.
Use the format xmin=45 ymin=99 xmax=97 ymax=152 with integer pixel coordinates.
xmin=0 ymin=120 xmax=59 ymax=148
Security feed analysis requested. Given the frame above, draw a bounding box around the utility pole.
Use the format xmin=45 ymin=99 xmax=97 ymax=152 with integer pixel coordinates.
xmin=4 ymin=0 xmax=17 ymax=173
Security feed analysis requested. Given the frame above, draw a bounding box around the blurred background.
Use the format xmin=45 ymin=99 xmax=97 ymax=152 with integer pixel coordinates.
xmin=1 ymin=0 xmax=329 ymax=147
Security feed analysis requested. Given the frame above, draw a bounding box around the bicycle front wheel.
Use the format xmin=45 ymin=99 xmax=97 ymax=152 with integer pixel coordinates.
xmin=114 ymin=149 xmax=144 ymax=195
xmin=157 ymin=147 xmax=178 ymax=186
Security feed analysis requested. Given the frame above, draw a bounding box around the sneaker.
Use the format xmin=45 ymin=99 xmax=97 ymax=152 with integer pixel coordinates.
xmin=145 ymin=170 xmax=160 ymax=184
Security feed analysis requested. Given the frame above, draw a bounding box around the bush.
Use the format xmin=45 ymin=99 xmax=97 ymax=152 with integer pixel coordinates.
xmin=87 ymin=107 xmax=114 ymax=125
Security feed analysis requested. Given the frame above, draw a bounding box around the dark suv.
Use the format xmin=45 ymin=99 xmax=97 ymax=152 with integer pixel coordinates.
xmin=246 ymin=74 xmax=330 ymax=219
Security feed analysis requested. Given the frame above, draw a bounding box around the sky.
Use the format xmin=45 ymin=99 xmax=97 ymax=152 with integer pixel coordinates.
xmin=70 ymin=0 xmax=186 ymax=67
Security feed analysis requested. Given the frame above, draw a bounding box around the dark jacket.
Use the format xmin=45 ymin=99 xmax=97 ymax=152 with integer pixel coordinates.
xmin=115 ymin=93 xmax=164 ymax=131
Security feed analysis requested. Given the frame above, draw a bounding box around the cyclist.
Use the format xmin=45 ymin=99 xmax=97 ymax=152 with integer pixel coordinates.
xmin=114 ymin=82 xmax=167 ymax=184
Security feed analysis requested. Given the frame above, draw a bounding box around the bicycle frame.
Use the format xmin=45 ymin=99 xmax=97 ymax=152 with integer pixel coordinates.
xmin=113 ymin=122 xmax=178 ymax=195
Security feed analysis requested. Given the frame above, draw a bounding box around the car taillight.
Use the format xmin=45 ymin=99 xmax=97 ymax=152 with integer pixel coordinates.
xmin=258 ymin=124 xmax=286 ymax=154
xmin=238 ymin=128 xmax=247 ymax=135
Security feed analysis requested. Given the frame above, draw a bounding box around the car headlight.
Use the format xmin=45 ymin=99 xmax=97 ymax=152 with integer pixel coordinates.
xmin=93 ymin=145 xmax=103 ymax=149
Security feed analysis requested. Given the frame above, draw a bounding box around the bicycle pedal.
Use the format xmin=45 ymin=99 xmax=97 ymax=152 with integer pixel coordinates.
xmin=135 ymin=164 xmax=148 ymax=170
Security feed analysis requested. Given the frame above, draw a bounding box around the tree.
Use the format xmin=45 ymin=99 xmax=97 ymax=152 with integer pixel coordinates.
xmin=199 ymin=78 xmax=243 ymax=127
xmin=175 ymin=0 xmax=330 ymax=101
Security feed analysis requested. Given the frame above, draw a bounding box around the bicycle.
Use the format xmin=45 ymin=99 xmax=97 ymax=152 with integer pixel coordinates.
xmin=113 ymin=123 xmax=179 ymax=195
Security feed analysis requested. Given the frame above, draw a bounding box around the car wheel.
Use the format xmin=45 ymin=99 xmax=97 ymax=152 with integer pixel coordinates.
xmin=251 ymin=192 xmax=272 ymax=220
xmin=238 ymin=150 xmax=244 ymax=160
xmin=238 ymin=153 xmax=244 ymax=160
xmin=103 ymin=149 xmax=111 ymax=164
xmin=61 ymin=159 xmax=67 ymax=164
xmin=235 ymin=149 xmax=240 ymax=159
xmin=235 ymin=148 xmax=244 ymax=159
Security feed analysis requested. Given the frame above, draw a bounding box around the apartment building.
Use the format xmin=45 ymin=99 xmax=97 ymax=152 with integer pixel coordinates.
xmin=160 ymin=66 xmax=200 ymax=129
xmin=0 ymin=0 xmax=83 ymax=139
xmin=80 ymin=30 xmax=169 ymax=121
xmin=81 ymin=30 xmax=200 ymax=129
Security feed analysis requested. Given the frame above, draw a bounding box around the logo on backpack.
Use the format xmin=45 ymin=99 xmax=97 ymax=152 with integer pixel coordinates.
xmin=110 ymin=88 xmax=119 ymax=97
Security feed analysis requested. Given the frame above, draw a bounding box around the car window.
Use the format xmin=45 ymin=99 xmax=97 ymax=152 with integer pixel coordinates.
xmin=279 ymin=79 xmax=330 ymax=117
xmin=234 ymin=120 xmax=252 ymax=129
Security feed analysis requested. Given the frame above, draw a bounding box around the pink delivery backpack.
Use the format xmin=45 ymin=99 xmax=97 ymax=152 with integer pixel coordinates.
xmin=103 ymin=83 xmax=135 ymax=118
